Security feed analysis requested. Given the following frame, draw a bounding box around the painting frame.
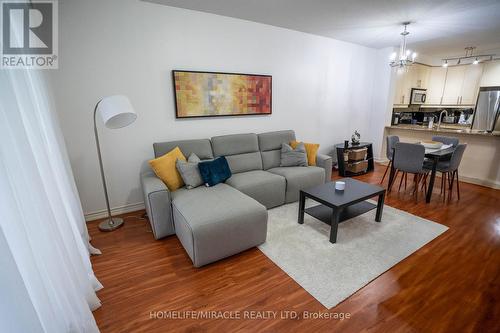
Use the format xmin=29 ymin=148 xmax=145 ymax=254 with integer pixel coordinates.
xmin=172 ymin=70 xmax=273 ymax=119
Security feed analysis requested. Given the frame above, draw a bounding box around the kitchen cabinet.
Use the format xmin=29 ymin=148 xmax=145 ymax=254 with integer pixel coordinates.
xmin=460 ymin=64 xmax=484 ymax=105
xmin=480 ymin=60 xmax=500 ymax=86
xmin=393 ymin=70 xmax=407 ymax=105
xmin=393 ymin=61 xmax=490 ymax=107
xmin=393 ymin=64 xmax=429 ymax=105
xmin=441 ymin=65 xmax=483 ymax=105
xmin=414 ymin=64 xmax=430 ymax=89
xmin=441 ymin=66 xmax=466 ymax=105
xmin=425 ymin=67 xmax=447 ymax=105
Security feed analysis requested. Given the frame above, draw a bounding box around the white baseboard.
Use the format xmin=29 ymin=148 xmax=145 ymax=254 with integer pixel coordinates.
xmin=458 ymin=175 xmax=500 ymax=190
xmin=84 ymin=202 xmax=145 ymax=222
xmin=374 ymin=157 xmax=389 ymax=164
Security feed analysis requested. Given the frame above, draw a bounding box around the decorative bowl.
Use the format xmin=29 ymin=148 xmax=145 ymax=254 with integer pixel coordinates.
xmin=420 ymin=140 xmax=443 ymax=149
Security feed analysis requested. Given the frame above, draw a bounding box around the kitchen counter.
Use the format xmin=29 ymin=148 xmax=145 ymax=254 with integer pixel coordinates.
xmin=387 ymin=125 xmax=500 ymax=137
xmin=384 ymin=125 xmax=500 ymax=189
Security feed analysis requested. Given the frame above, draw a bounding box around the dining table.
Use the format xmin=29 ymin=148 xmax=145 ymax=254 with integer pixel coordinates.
xmin=388 ymin=144 xmax=456 ymax=203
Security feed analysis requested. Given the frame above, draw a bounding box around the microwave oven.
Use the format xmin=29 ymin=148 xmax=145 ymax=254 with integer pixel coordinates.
xmin=410 ymin=88 xmax=427 ymax=105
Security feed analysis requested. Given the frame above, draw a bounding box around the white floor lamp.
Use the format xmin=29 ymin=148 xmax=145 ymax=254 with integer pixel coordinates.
xmin=93 ymin=95 xmax=137 ymax=231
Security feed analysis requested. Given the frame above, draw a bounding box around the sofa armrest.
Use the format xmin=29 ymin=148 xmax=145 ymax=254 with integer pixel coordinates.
xmin=316 ymin=154 xmax=332 ymax=182
xmin=141 ymin=172 xmax=175 ymax=239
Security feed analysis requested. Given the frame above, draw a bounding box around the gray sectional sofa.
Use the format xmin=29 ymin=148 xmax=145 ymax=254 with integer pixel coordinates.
xmin=141 ymin=130 xmax=332 ymax=267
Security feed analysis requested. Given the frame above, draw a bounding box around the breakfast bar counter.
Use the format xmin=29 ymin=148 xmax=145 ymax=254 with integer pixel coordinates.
xmin=384 ymin=126 xmax=500 ymax=190
xmin=386 ymin=125 xmax=500 ymax=137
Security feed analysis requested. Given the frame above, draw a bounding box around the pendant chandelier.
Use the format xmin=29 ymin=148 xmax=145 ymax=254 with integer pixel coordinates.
xmin=389 ymin=22 xmax=417 ymax=69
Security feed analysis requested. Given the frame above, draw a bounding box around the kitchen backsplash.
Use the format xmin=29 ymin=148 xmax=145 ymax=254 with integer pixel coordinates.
xmin=392 ymin=107 xmax=474 ymax=126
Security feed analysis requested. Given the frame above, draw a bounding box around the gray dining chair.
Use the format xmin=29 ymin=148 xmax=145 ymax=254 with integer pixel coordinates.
xmin=424 ymin=143 xmax=467 ymax=201
xmin=427 ymin=136 xmax=459 ymax=163
xmin=380 ymin=135 xmax=399 ymax=184
xmin=389 ymin=142 xmax=427 ymax=201
xmin=432 ymin=136 xmax=459 ymax=147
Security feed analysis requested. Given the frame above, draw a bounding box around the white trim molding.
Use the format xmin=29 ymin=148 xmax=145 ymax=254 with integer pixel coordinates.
xmin=458 ymin=175 xmax=500 ymax=190
xmin=374 ymin=157 xmax=389 ymax=164
xmin=84 ymin=202 xmax=145 ymax=222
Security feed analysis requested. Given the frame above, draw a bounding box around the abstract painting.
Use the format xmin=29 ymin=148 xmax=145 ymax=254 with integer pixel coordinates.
xmin=173 ymin=70 xmax=272 ymax=118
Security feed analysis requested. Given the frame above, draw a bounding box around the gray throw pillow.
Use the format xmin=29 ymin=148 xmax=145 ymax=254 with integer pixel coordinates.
xmin=176 ymin=153 xmax=203 ymax=189
xmin=280 ymin=142 xmax=308 ymax=167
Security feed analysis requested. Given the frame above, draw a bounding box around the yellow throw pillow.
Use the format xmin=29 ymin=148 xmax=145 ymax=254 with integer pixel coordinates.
xmin=149 ymin=147 xmax=186 ymax=191
xmin=290 ymin=140 xmax=320 ymax=166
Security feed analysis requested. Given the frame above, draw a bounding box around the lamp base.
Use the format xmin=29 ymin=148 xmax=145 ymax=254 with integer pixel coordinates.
xmin=98 ymin=217 xmax=124 ymax=232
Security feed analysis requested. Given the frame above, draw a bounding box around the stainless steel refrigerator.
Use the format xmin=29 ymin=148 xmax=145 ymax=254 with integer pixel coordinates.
xmin=472 ymin=87 xmax=500 ymax=132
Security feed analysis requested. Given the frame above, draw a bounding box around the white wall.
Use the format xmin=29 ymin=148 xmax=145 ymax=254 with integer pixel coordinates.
xmin=49 ymin=0 xmax=390 ymax=218
xmin=366 ymin=47 xmax=397 ymax=160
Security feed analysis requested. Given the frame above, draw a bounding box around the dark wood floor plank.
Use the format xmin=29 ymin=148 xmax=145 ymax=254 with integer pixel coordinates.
xmin=89 ymin=163 xmax=500 ymax=332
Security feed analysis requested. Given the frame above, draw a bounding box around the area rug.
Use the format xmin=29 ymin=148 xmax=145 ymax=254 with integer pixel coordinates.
xmin=258 ymin=200 xmax=448 ymax=309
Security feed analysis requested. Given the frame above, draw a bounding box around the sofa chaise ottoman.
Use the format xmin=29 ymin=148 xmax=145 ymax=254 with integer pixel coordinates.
xmin=141 ymin=130 xmax=332 ymax=267
xmin=171 ymin=184 xmax=267 ymax=267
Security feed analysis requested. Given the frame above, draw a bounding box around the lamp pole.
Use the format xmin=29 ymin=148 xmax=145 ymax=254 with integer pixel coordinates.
xmin=93 ymin=100 xmax=124 ymax=231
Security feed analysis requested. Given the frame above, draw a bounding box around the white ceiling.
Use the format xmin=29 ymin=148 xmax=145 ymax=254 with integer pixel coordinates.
xmin=145 ymin=0 xmax=500 ymax=58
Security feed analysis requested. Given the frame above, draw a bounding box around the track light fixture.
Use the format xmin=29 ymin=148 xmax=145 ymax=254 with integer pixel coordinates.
xmin=442 ymin=47 xmax=497 ymax=67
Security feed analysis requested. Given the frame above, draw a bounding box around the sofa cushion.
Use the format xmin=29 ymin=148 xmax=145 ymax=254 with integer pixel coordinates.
xmin=212 ymin=133 xmax=263 ymax=173
xmin=225 ymin=152 xmax=263 ymax=174
xmin=176 ymin=153 xmax=203 ymax=189
xmin=226 ymin=170 xmax=286 ymax=208
xmin=148 ymin=146 xmax=186 ymax=191
xmin=290 ymin=140 xmax=320 ymax=166
xmin=198 ymin=156 xmax=232 ymax=187
xmin=171 ymin=183 xmax=267 ymax=267
xmin=268 ymin=166 xmax=325 ymax=203
xmin=260 ymin=150 xmax=281 ymax=170
xmin=258 ymin=130 xmax=296 ymax=170
xmin=280 ymin=142 xmax=308 ymax=167
xmin=212 ymin=133 xmax=259 ymax=156
xmin=258 ymin=130 xmax=296 ymax=151
xmin=154 ymin=139 xmax=213 ymax=160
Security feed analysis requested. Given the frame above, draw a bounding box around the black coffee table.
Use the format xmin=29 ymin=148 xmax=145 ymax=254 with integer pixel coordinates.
xmin=298 ymin=178 xmax=385 ymax=243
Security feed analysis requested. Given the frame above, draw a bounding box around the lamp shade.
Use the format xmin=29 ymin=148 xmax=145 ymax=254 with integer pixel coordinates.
xmin=97 ymin=95 xmax=137 ymax=129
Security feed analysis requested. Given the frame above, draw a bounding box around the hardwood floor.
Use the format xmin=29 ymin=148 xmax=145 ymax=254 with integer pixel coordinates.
xmin=89 ymin=163 xmax=500 ymax=333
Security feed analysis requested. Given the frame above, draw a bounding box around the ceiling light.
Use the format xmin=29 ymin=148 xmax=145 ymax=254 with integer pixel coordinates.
xmin=389 ymin=22 xmax=417 ymax=69
xmin=441 ymin=47 xmax=497 ymax=67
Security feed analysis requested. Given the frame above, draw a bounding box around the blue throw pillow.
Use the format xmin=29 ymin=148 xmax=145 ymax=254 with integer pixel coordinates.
xmin=198 ymin=156 xmax=232 ymax=187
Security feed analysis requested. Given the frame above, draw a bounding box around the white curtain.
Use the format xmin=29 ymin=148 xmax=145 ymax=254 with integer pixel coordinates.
xmin=0 ymin=67 xmax=102 ymax=332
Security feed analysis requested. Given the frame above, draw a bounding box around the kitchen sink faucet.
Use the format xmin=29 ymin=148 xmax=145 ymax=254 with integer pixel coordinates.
xmin=437 ymin=110 xmax=448 ymax=131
